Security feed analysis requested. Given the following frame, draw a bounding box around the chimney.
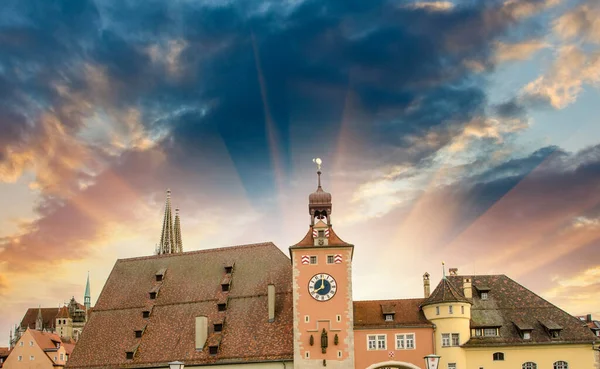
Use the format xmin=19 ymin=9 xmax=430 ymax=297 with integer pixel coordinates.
xmin=423 ymin=272 xmax=430 ymax=298
xmin=587 ymin=314 xmax=593 ymax=323
xmin=195 ymin=316 xmax=208 ymax=350
xmin=463 ymin=277 xmax=472 ymax=299
xmin=268 ymin=284 xmax=276 ymax=322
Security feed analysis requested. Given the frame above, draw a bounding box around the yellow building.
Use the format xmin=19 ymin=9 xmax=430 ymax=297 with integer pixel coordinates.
xmin=423 ymin=271 xmax=600 ymax=369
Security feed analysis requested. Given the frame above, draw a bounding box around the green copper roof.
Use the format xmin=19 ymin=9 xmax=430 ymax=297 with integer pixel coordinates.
xmin=85 ymin=273 xmax=91 ymax=298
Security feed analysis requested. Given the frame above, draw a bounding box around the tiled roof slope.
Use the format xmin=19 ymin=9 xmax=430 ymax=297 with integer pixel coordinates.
xmin=67 ymin=242 xmax=294 ymax=369
xmin=291 ymin=226 xmax=353 ymax=248
xmin=30 ymin=329 xmax=61 ymax=350
xmin=20 ymin=308 xmax=59 ymax=330
xmin=421 ymin=277 xmax=470 ymax=307
xmin=447 ymin=275 xmax=600 ymax=346
xmin=354 ymin=299 xmax=433 ymax=329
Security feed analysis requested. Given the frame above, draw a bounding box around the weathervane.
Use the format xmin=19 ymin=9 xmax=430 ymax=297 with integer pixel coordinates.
xmin=312 ymin=158 xmax=322 ymax=171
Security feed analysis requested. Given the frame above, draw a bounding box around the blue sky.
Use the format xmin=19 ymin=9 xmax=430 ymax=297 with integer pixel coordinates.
xmin=0 ymin=0 xmax=599 ymax=346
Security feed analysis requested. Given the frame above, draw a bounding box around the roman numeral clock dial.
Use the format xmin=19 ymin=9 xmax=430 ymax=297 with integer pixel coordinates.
xmin=308 ymin=273 xmax=337 ymax=301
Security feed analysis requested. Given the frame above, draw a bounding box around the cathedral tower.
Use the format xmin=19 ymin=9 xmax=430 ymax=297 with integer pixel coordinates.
xmin=156 ymin=189 xmax=183 ymax=255
xmin=289 ymin=159 xmax=355 ymax=369
xmin=84 ymin=272 xmax=91 ymax=310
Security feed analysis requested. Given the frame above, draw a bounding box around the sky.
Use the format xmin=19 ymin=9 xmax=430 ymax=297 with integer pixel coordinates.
xmin=0 ymin=0 xmax=599 ymax=347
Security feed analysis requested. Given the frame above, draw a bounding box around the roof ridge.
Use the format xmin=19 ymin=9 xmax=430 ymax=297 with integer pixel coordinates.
xmin=119 ymin=242 xmax=278 ymax=262
xmin=354 ymin=298 xmax=425 ymax=303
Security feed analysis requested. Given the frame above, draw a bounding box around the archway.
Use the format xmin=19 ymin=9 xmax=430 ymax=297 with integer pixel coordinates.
xmin=366 ymin=361 xmax=423 ymax=369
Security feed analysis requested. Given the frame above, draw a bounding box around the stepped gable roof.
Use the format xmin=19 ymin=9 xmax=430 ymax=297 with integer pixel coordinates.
xmin=447 ymin=274 xmax=600 ymax=346
xmin=421 ymin=277 xmax=470 ymax=307
xmin=354 ymin=299 xmax=433 ymax=329
xmin=67 ymin=242 xmax=294 ymax=369
xmin=290 ymin=226 xmax=352 ymax=248
xmin=20 ymin=308 xmax=59 ymax=330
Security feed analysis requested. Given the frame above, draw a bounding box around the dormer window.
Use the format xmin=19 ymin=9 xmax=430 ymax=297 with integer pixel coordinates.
xmin=540 ymin=320 xmax=562 ymax=339
xmin=523 ymin=331 xmax=531 ymax=339
xmin=149 ymin=285 xmax=161 ymax=300
xmin=224 ymin=265 xmax=233 ymax=274
xmin=214 ymin=323 xmax=223 ymax=332
xmin=513 ymin=320 xmax=533 ymax=340
xmin=142 ymin=310 xmax=150 ymax=318
xmin=126 ymin=352 xmax=134 ymax=360
xmin=385 ymin=314 xmax=393 ymax=322
xmin=481 ymin=292 xmax=488 ymax=300
xmin=221 ymin=283 xmax=230 ymax=292
xmin=217 ymin=303 xmax=227 ymax=312
xmin=155 ymin=268 xmax=166 ymax=282
xmin=550 ymin=330 xmax=561 ymax=339
xmin=209 ymin=346 xmax=218 ymax=355
xmin=475 ymin=285 xmax=490 ymax=299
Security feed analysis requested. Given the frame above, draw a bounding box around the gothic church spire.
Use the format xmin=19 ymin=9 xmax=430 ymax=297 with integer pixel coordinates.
xmin=173 ymin=208 xmax=183 ymax=253
xmin=84 ymin=272 xmax=91 ymax=309
xmin=157 ymin=189 xmax=183 ymax=255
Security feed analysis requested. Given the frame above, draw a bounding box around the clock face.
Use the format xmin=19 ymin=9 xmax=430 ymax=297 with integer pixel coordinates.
xmin=308 ymin=273 xmax=337 ymax=301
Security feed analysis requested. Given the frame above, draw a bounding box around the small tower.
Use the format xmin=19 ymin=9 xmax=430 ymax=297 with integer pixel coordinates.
xmin=157 ymin=189 xmax=175 ymax=255
xmin=173 ymin=208 xmax=183 ymax=253
xmin=421 ymin=275 xmax=471 ymax=369
xmin=308 ymin=158 xmax=332 ymax=226
xmin=84 ymin=272 xmax=91 ymax=310
xmin=35 ymin=306 xmax=43 ymax=331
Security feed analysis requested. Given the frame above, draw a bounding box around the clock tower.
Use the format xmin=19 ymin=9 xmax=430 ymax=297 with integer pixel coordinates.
xmin=289 ymin=159 xmax=355 ymax=369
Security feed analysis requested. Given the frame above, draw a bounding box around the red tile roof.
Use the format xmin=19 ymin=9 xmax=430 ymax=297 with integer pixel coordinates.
xmin=354 ymin=299 xmax=433 ymax=329
xmin=291 ymin=226 xmax=353 ymax=248
xmin=67 ymin=242 xmax=294 ymax=368
xmin=20 ymin=308 xmax=59 ymax=330
xmin=29 ymin=329 xmax=61 ymax=350
xmin=0 ymin=347 xmax=10 ymax=357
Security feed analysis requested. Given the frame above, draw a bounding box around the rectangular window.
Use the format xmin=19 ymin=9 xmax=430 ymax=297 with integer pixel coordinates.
xmin=367 ymin=335 xmax=377 ymax=350
xmin=18 ymin=356 xmax=22 ymax=361
xmin=60 ymin=354 xmax=64 ymax=361
xmin=436 ymin=306 xmax=440 ymax=315
xmin=318 ymin=230 xmax=325 ymax=237
xmin=523 ymin=331 xmax=531 ymax=339
xmin=336 ymin=315 xmax=341 ymax=322
xmin=385 ymin=314 xmax=393 ymax=321
xmin=30 ymin=341 xmax=34 ymax=346
xmin=19 ymin=342 xmax=23 ymax=346
xmin=327 ymin=255 xmax=334 ymax=264
xmin=481 ymin=292 xmax=488 ymax=300
xmin=406 ymin=334 xmax=415 ymax=349
xmin=475 ymin=328 xmax=482 ymax=337
xmin=484 ymin=328 xmax=497 ymax=337
xmin=30 ymin=356 xmax=34 ymax=360
xmin=305 ymin=352 xmax=310 ymax=359
xmin=448 ymin=363 xmax=456 ymax=369
xmin=396 ymin=334 xmax=405 ymax=349
xmin=442 ymin=333 xmax=450 ymax=347
xmin=449 ymin=305 xmax=453 ymax=314
xmin=461 ymin=306 xmax=465 ymax=314
xmin=305 ymin=315 xmax=309 ymax=323
xmin=310 ymin=256 xmax=317 ymax=264
xmin=451 ymin=333 xmax=460 ymax=346
xmin=377 ymin=335 xmax=386 ymax=350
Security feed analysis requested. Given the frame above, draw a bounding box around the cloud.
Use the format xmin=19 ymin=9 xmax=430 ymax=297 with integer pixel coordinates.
xmin=402 ymin=2 xmax=455 ymax=12
xmin=554 ymin=2 xmax=600 ymax=44
xmin=523 ymin=45 xmax=600 ymax=109
xmin=494 ymin=39 xmax=548 ymax=62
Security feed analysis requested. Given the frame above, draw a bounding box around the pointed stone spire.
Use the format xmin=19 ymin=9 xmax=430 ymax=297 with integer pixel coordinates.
xmin=35 ymin=305 xmax=43 ymax=331
xmin=84 ymin=272 xmax=91 ymax=310
xmin=173 ymin=208 xmax=183 ymax=253
xmin=157 ymin=189 xmax=175 ymax=255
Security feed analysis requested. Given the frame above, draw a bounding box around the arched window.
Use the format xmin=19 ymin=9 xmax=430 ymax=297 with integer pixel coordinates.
xmin=554 ymin=361 xmax=568 ymax=369
xmin=523 ymin=362 xmax=537 ymax=369
xmin=493 ymin=352 xmax=504 ymax=361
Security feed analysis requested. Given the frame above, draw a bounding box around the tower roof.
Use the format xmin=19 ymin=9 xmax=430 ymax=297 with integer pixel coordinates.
xmin=308 ymin=171 xmax=332 ymax=207
xmin=85 ymin=272 xmax=91 ymax=299
xmin=421 ymin=277 xmax=470 ymax=307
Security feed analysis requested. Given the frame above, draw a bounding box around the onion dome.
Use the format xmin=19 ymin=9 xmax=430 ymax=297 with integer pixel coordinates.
xmin=309 ymin=171 xmax=332 ymax=205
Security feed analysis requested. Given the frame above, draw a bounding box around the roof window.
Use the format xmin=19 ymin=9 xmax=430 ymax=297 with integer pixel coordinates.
xmin=155 ymin=268 xmax=167 ymax=282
